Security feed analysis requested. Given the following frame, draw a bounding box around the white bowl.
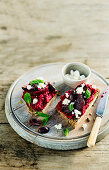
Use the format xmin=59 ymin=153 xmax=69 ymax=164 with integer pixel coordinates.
xmin=62 ymin=62 xmax=91 ymax=89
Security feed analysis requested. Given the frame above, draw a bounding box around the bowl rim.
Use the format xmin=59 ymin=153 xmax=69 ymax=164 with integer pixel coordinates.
xmin=62 ymin=62 xmax=91 ymax=82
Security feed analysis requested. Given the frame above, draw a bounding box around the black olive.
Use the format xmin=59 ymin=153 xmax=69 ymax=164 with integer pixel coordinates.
xmin=38 ymin=126 xmax=49 ymax=134
xmin=29 ymin=119 xmax=41 ymax=126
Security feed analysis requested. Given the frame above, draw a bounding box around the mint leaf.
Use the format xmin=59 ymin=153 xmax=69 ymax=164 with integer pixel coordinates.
xmin=24 ymin=93 xmax=31 ymax=106
xmin=85 ymin=89 xmax=91 ymax=99
xmin=30 ymin=79 xmax=44 ymax=85
xmin=37 ymin=112 xmax=51 ymax=126
xmin=42 ymin=118 xmax=49 ymax=126
xmin=69 ymin=103 xmax=74 ymax=111
xmin=37 ymin=112 xmax=50 ymax=118
xmin=63 ymin=128 xmax=69 ymax=136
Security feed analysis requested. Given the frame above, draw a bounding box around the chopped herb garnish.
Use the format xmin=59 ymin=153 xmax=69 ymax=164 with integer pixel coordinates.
xmin=30 ymin=79 xmax=44 ymax=85
xmin=85 ymin=89 xmax=91 ymax=99
xmin=69 ymin=103 xmax=74 ymax=111
xmin=42 ymin=118 xmax=50 ymax=126
xmin=37 ymin=112 xmax=51 ymax=125
xmin=63 ymin=127 xmax=69 ymax=136
xmin=37 ymin=112 xmax=50 ymax=118
xmin=24 ymin=93 xmax=31 ymax=106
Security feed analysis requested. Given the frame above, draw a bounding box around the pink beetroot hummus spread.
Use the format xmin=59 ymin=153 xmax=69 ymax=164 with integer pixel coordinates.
xmin=57 ymin=83 xmax=97 ymax=120
xmin=22 ymin=80 xmax=57 ymax=112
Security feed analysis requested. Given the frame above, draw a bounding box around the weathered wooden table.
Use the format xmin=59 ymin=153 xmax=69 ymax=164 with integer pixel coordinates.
xmin=0 ymin=1 xmax=109 ymax=169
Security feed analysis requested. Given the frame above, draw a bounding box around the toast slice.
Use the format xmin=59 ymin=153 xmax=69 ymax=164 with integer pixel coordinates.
xmin=56 ymin=83 xmax=100 ymax=128
xmin=22 ymin=78 xmax=57 ymax=115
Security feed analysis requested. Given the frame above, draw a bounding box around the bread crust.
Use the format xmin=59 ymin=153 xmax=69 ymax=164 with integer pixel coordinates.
xmin=27 ymin=94 xmax=57 ymax=115
xmin=56 ymin=89 xmax=100 ymax=128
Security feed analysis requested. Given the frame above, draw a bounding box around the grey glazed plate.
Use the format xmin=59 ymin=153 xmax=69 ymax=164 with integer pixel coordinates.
xmin=5 ymin=63 xmax=109 ymax=150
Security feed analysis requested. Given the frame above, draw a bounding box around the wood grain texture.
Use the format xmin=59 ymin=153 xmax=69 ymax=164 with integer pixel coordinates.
xmin=0 ymin=0 xmax=109 ymax=169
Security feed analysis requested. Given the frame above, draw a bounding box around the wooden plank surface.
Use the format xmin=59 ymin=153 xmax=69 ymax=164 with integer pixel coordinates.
xmin=0 ymin=0 xmax=109 ymax=169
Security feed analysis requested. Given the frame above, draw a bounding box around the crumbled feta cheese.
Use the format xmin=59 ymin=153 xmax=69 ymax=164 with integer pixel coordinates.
xmin=81 ymin=83 xmax=85 ymax=87
xmin=92 ymin=85 xmax=96 ymax=89
xmin=74 ymin=109 xmax=81 ymax=119
xmin=72 ymin=111 xmax=74 ymax=115
xmin=75 ymin=115 xmax=79 ymax=119
xmin=27 ymin=85 xmax=32 ymax=90
xmin=70 ymin=102 xmax=74 ymax=105
xmin=73 ymin=70 xmax=80 ymax=79
xmin=33 ymin=98 xmax=38 ymax=104
xmin=70 ymin=70 xmax=74 ymax=75
xmin=62 ymin=98 xmax=70 ymax=105
xmin=82 ymin=123 xmax=87 ymax=130
xmin=80 ymin=75 xmax=86 ymax=80
xmin=65 ymin=69 xmax=86 ymax=81
xmin=65 ymin=93 xmax=69 ymax=98
xmin=37 ymin=83 xmax=46 ymax=89
xmin=76 ymin=87 xmax=83 ymax=94
xmin=54 ymin=124 xmax=62 ymax=130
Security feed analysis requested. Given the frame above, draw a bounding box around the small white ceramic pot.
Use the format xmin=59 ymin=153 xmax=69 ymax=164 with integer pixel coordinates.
xmin=62 ymin=62 xmax=91 ymax=89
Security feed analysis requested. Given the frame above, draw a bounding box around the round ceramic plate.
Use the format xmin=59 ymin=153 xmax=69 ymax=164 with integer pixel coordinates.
xmin=5 ymin=63 xmax=109 ymax=150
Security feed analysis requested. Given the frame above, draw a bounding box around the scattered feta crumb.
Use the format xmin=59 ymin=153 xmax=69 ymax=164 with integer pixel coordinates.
xmin=33 ymin=98 xmax=38 ymax=104
xmin=74 ymin=109 xmax=81 ymax=119
xmin=65 ymin=93 xmax=69 ymax=98
xmin=82 ymin=123 xmax=87 ymax=130
xmin=27 ymin=85 xmax=32 ymax=90
xmin=92 ymin=85 xmax=96 ymax=89
xmin=62 ymin=98 xmax=71 ymax=105
xmin=76 ymin=86 xmax=83 ymax=94
xmin=72 ymin=111 xmax=74 ymax=115
xmin=54 ymin=124 xmax=62 ymax=130
xmin=76 ymin=83 xmax=85 ymax=94
xmin=81 ymin=83 xmax=85 ymax=87
xmin=37 ymin=83 xmax=46 ymax=89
